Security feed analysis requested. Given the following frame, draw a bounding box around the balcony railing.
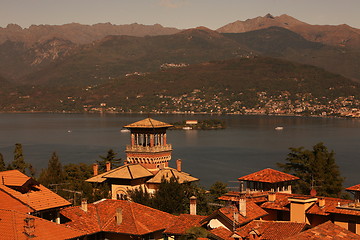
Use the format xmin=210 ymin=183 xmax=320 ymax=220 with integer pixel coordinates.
xmin=126 ymin=144 xmax=172 ymax=153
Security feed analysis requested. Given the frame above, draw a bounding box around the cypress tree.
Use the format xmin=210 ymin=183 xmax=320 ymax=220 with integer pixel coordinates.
xmin=38 ymin=152 xmax=64 ymax=187
xmin=11 ymin=143 xmax=28 ymax=173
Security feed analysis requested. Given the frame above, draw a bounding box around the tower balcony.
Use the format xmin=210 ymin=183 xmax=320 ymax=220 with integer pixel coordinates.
xmin=126 ymin=144 xmax=172 ymax=153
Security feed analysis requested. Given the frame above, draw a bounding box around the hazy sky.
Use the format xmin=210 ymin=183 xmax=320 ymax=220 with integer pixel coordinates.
xmin=1 ymin=0 xmax=359 ymax=29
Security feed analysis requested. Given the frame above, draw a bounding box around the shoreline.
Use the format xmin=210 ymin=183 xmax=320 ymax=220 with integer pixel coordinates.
xmin=0 ymin=110 xmax=359 ymax=120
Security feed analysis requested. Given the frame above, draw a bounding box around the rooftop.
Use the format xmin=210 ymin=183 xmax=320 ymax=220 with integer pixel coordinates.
xmin=201 ymin=200 xmax=268 ymax=228
xmin=147 ymin=167 xmax=199 ymax=184
xmin=0 ymin=170 xmax=71 ymax=212
xmin=60 ymin=199 xmax=176 ymax=235
xmin=164 ymin=214 xmax=207 ymax=235
xmin=284 ymin=221 xmax=360 ymax=239
xmin=236 ymin=220 xmax=308 ymax=240
xmin=0 ymin=209 xmax=85 ymax=240
xmin=238 ymin=168 xmax=299 ymax=183
xmin=346 ymin=184 xmax=360 ymax=192
xmin=124 ymin=118 xmax=173 ymax=129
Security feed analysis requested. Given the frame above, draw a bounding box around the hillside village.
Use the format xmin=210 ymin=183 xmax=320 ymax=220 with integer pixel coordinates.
xmin=84 ymin=89 xmax=360 ymax=118
xmin=1 ymin=118 xmax=360 ymax=239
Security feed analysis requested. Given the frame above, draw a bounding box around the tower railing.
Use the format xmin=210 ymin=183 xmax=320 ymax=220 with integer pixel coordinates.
xmin=126 ymin=144 xmax=172 ymax=152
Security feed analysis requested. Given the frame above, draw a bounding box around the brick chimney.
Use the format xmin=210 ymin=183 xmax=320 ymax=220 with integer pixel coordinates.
xmin=239 ymin=197 xmax=246 ymax=217
xmin=116 ymin=208 xmax=123 ymax=225
xmin=176 ymin=159 xmax=182 ymax=172
xmin=318 ymin=197 xmax=325 ymax=208
xmin=93 ymin=163 xmax=99 ymax=176
xmin=190 ymin=196 xmax=197 ymax=215
xmin=24 ymin=217 xmax=35 ymax=238
xmin=81 ymin=199 xmax=88 ymax=212
xmin=268 ymin=192 xmax=276 ymax=202
xmin=106 ymin=161 xmax=111 ymax=172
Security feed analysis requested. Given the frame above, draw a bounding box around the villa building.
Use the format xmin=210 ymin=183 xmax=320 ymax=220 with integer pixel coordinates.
xmin=86 ymin=118 xmax=198 ymax=199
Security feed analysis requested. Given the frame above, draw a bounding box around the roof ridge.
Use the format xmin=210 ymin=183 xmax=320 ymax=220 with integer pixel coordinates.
xmin=129 ymin=201 xmax=142 ymax=235
xmin=127 ymin=165 xmax=134 ymax=179
xmin=94 ymin=203 xmax=104 ymax=231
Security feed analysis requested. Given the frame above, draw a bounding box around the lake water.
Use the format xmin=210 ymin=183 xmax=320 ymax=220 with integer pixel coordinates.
xmin=0 ymin=113 xmax=359 ymax=188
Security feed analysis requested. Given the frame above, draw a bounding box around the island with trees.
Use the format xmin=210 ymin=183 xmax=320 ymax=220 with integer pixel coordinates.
xmin=170 ymin=119 xmax=226 ymax=130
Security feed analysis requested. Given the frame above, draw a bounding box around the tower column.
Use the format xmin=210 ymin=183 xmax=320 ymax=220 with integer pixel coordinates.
xmin=150 ymin=134 xmax=154 ymax=147
xmin=164 ymin=133 xmax=167 ymax=145
xmin=131 ymin=134 xmax=135 ymax=146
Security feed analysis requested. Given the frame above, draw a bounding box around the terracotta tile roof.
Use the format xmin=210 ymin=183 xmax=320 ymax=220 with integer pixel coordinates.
xmin=0 ymin=170 xmax=35 ymax=186
xmin=0 ymin=209 xmax=86 ymax=240
xmin=285 ymin=221 xmax=360 ymax=239
xmin=210 ymin=227 xmax=234 ymax=240
xmin=305 ymin=203 xmax=329 ymax=216
xmin=236 ymin=220 xmax=308 ymax=240
xmin=0 ymin=170 xmax=71 ymax=212
xmin=124 ymin=118 xmax=173 ymax=128
xmin=202 ymin=201 xmax=268 ymax=228
xmin=219 ymin=191 xmax=269 ymax=203
xmin=164 ymin=214 xmax=207 ymax=235
xmin=346 ymin=184 xmax=360 ymax=192
xmin=146 ymin=167 xmax=199 ymax=184
xmin=0 ymin=190 xmax=32 ymax=213
xmin=61 ymin=199 xmax=176 ymax=235
xmin=238 ymin=168 xmax=299 ymax=183
xmin=86 ymin=164 xmax=153 ymax=183
xmin=259 ymin=192 xmax=360 ymax=217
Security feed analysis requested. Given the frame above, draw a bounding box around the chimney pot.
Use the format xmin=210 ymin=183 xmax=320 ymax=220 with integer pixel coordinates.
xmin=81 ymin=199 xmax=88 ymax=212
xmin=176 ymin=159 xmax=182 ymax=172
xmin=318 ymin=197 xmax=325 ymax=208
xmin=106 ymin=161 xmax=111 ymax=172
xmin=239 ymin=197 xmax=246 ymax=217
xmin=93 ymin=163 xmax=99 ymax=176
xmin=190 ymin=196 xmax=197 ymax=215
xmin=116 ymin=208 xmax=123 ymax=225
xmin=268 ymin=192 xmax=276 ymax=202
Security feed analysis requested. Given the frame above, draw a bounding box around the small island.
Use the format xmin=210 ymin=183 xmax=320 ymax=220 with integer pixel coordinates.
xmin=170 ymin=119 xmax=226 ymax=130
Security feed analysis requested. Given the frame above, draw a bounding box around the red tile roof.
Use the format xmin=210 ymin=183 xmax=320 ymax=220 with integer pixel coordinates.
xmin=238 ymin=168 xmax=299 ymax=183
xmin=236 ymin=220 xmax=308 ymax=240
xmin=0 ymin=209 xmax=86 ymax=240
xmin=346 ymin=184 xmax=360 ymax=192
xmin=285 ymin=221 xmax=360 ymax=239
xmin=60 ymin=199 xmax=176 ymax=235
xmin=202 ymin=201 xmax=268 ymax=228
xmin=0 ymin=170 xmax=71 ymax=212
xmin=259 ymin=192 xmax=360 ymax=217
xmin=0 ymin=190 xmax=31 ymax=213
xmin=164 ymin=214 xmax=207 ymax=235
xmin=210 ymin=227 xmax=234 ymax=240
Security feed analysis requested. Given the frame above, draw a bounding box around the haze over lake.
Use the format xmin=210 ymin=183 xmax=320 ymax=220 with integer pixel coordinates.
xmin=0 ymin=113 xmax=359 ymax=188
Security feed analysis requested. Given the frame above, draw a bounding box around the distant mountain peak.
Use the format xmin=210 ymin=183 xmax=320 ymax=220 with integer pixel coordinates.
xmin=265 ymin=13 xmax=275 ymax=19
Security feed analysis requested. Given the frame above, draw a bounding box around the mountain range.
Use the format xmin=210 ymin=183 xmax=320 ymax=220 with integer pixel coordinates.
xmin=0 ymin=14 xmax=359 ymax=113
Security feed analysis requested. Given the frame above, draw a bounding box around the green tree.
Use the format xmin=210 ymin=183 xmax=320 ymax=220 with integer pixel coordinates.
xmin=0 ymin=153 xmax=5 ymax=171
xmin=38 ymin=152 xmax=64 ymax=187
xmin=11 ymin=143 xmax=28 ymax=173
xmin=97 ymin=149 xmax=122 ymax=173
xmin=128 ymin=178 xmax=213 ymax=215
xmin=152 ymin=177 xmax=187 ymax=214
xmin=209 ymin=181 xmax=228 ymax=203
xmin=62 ymin=163 xmax=110 ymax=204
xmin=180 ymin=227 xmax=210 ymax=240
xmin=277 ymin=142 xmax=344 ymax=197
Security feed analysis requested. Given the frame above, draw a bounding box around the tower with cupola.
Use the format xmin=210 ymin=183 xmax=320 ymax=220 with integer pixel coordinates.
xmin=123 ymin=118 xmax=173 ymax=170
